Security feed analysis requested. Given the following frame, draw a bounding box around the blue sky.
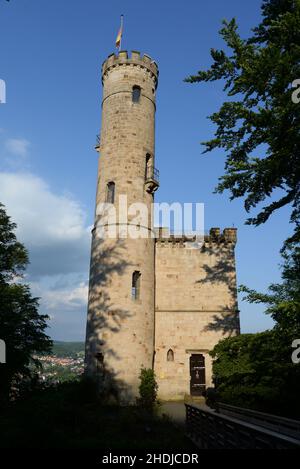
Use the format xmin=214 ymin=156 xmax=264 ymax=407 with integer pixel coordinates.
xmin=0 ymin=0 xmax=292 ymax=340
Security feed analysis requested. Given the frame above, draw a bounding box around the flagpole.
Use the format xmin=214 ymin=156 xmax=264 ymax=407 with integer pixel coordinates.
xmin=119 ymin=14 xmax=124 ymax=51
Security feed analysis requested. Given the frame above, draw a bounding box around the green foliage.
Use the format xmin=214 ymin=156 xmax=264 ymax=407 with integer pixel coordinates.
xmin=0 ymin=380 xmax=192 ymax=449
xmin=0 ymin=202 xmax=28 ymax=283
xmin=138 ymin=367 xmax=158 ymax=413
xmin=40 ymin=363 xmax=82 ymax=384
xmin=211 ymin=331 xmax=300 ymax=417
xmin=211 ymin=239 xmax=300 ymax=417
xmin=0 ymin=203 xmax=52 ymax=403
xmin=186 ymin=0 xmax=300 ymax=246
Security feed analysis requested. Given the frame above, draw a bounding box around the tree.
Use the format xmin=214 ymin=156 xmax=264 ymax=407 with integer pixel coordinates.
xmin=138 ymin=367 xmax=158 ymax=413
xmin=211 ymin=331 xmax=300 ymax=417
xmin=185 ymin=0 xmax=300 ymax=246
xmin=0 ymin=203 xmax=52 ymax=403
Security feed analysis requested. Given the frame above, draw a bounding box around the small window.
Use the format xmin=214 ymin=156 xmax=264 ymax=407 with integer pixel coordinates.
xmin=106 ymin=181 xmax=115 ymax=204
xmin=132 ymin=271 xmax=141 ymax=300
xmin=167 ymin=349 xmax=174 ymax=362
xmin=95 ymin=352 xmax=104 ymax=373
xmin=132 ymin=86 xmax=141 ymax=103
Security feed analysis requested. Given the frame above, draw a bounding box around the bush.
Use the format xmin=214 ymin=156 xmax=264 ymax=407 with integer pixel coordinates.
xmin=138 ymin=368 xmax=158 ymax=413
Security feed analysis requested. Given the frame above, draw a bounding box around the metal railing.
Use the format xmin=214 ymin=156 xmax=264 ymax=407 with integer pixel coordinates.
xmin=218 ymin=402 xmax=300 ymax=440
xmin=145 ymin=165 xmax=159 ymax=184
xmin=95 ymin=134 xmax=100 ymax=147
xmin=185 ymin=403 xmax=300 ymax=449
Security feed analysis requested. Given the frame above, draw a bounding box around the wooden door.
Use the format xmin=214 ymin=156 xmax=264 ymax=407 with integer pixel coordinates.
xmin=190 ymin=354 xmax=206 ymax=396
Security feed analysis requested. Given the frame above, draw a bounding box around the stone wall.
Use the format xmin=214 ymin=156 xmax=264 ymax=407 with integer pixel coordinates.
xmin=154 ymin=229 xmax=240 ymax=400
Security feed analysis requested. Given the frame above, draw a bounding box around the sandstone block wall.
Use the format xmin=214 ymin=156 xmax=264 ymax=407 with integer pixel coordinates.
xmin=154 ymin=229 xmax=240 ymax=400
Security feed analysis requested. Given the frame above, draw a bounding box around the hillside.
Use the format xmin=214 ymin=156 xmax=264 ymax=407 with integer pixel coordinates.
xmin=52 ymin=341 xmax=85 ymax=358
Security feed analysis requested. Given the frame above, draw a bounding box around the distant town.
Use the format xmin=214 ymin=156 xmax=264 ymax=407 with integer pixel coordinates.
xmin=37 ymin=342 xmax=85 ymax=384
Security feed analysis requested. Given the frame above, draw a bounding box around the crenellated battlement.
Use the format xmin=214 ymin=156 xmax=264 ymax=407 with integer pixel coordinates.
xmin=101 ymin=51 xmax=159 ymax=87
xmin=155 ymin=227 xmax=237 ymax=246
xmin=209 ymin=227 xmax=237 ymax=243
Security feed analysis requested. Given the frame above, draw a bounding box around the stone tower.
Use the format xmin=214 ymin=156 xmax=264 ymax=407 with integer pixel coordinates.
xmin=85 ymin=51 xmax=159 ymax=402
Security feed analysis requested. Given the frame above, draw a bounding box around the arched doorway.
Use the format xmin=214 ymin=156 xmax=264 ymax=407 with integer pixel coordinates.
xmin=190 ymin=354 xmax=206 ymax=396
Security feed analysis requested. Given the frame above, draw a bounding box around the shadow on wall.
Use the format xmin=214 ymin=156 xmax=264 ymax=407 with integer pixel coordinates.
xmin=196 ymin=242 xmax=240 ymax=337
xmin=84 ymin=231 xmax=134 ymax=404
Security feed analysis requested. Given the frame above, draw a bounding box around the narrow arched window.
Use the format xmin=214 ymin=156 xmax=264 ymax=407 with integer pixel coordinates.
xmin=95 ymin=352 xmax=104 ymax=364
xmin=167 ymin=349 xmax=174 ymax=362
xmin=106 ymin=181 xmax=115 ymax=204
xmin=132 ymin=85 xmax=141 ymax=103
xmin=132 ymin=271 xmax=141 ymax=300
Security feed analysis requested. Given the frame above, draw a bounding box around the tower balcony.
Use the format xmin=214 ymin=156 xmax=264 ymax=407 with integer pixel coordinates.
xmin=145 ymin=166 xmax=159 ymax=193
xmin=95 ymin=134 xmax=100 ymax=151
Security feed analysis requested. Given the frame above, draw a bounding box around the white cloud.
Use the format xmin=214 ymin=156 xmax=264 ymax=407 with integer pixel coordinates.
xmin=5 ymin=138 xmax=30 ymax=157
xmin=30 ymin=276 xmax=89 ymax=340
xmin=0 ymin=171 xmax=91 ymax=277
xmin=0 ymin=171 xmax=92 ymax=340
xmin=36 ymin=280 xmax=88 ymax=313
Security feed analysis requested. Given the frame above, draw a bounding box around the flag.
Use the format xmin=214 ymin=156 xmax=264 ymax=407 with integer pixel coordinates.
xmin=115 ymin=15 xmax=123 ymax=50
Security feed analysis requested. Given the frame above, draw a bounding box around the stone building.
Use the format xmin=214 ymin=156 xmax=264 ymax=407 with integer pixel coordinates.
xmin=85 ymin=51 xmax=240 ymax=403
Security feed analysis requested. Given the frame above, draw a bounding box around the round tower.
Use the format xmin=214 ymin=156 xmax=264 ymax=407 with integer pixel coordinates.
xmin=85 ymin=51 xmax=159 ymax=403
